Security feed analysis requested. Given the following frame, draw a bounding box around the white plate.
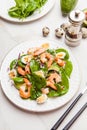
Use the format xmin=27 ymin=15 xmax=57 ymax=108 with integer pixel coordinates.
xmin=0 ymin=0 xmax=55 ymax=23
xmin=0 ymin=39 xmax=80 ymax=112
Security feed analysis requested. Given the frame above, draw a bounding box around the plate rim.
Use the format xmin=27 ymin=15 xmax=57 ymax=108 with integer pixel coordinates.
xmin=0 ymin=39 xmax=81 ymax=112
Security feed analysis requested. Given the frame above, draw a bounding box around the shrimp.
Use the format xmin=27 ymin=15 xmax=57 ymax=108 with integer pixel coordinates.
xmin=32 ymin=43 xmax=49 ymax=56
xmin=46 ymin=72 xmax=61 ymax=90
xmin=46 ymin=81 xmax=57 ymax=90
xmin=27 ymin=47 xmax=39 ymax=55
xmin=47 ymin=72 xmax=61 ymax=84
xmin=25 ymin=64 xmax=30 ymax=74
xmin=34 ymin=47 xmax=46 ymax=56
xmin=23 ymin=78 xmax=31 ymax=86
xmin=55 ymin=57 xmax=65 ymax=67
xmin=40 ymin=52 xmax=53 ymax=68
xmin=19 ymin=84 xmax=31 ymax=99
xmin=17 ymin=66 xmax=25 ymax=76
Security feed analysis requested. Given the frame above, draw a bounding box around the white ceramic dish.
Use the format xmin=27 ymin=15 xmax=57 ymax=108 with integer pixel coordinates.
xmin=0 ymin=0 xmax=55 ymax=23
xmin=0 ymin=39 xmax=80 ymax=112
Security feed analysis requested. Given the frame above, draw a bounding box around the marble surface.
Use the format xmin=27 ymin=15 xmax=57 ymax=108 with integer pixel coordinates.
xmin=0 ymin=0 xmax=87 ymax=130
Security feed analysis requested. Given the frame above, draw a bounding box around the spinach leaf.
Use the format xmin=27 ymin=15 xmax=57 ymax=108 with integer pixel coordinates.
xmin=30 ymin=86 xmax=37 ymax=100
xmin=64 ymin=60 xmax=73 ymax=77
xmin=10 ymin=59 xmax=18 ymax=70
xmin=48 ymin=89 xmax=60 ymax=97
xmin=8 ymin=0 xmax=48 ymax=19
xmin=30 ymin=86 xmax=42 ymax=100
xmin=47 ymin=49 xmax=56 ymax=56
xmin=40 ymin=63 xmax=48 ymax=76
xmin=60 ymin=70 xmax=69 ymax=92
xmin=18 ymin=59 xmax=25 ymax=68
xmin=15 ymin=0 xmax=24 ymax=7
xmin=31 ymin=73 xmax=46 ymax=90
xmin=30 ymin=59 xmax=40 ymax=73
xmin=27 ymin=74 xmax=42 ymax=99
xmin=28 ymin=73 xmax=46 ymax=99
xmin=13 ymin=77 xmax=24 ymax=83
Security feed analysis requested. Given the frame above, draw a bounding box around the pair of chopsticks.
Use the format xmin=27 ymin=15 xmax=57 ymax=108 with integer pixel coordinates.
xmin=51 ymin=86 xmax=87 ymax=130
xmin=63 ymin=102 xmax=87 ymax=130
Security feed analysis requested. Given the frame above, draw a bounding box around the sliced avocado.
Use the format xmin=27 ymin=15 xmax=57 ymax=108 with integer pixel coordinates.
xmin=48 ymin=63 xmax=60 ymax=72
xmin=83 ymin=8 xmax=87 ymax=27
xmin=34 ymin=70 xmax=45 ymax=78
xmin=83 ymin=8 xmax=87 ymax=13
xmin=14 ymin=83 xmax=24 ymax=90
xmin=83 ymin=20 xmax=87 ymax=27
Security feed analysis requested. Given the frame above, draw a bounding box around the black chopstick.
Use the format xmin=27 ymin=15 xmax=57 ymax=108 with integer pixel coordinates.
xmin=51 ymin=93 xmax=83 ymax=130
xmin=51 ymin=85 xmax=87 ymax=130
xmin=63 ymin=102 xmax=87 ymax=130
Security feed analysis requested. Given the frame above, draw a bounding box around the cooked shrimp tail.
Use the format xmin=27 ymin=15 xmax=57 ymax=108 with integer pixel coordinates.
xmin=19 ymin=84 xmax=31 ymax=99
xmin=17 ymin=66 xmax=25 ymax=76
xmin=40 ymin=52 xmax=53 ymax=68
xmin=47 ymin=81 xmax=57 ymax=90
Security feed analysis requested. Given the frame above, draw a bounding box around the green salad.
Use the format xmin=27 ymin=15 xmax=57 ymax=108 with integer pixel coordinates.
xmin=9 ymin=43 xmax=73 ymax=104
xmin=8 ymin=0 xmax=48 ymax=19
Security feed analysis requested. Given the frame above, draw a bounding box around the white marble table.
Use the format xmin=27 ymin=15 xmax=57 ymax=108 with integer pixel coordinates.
xmin=0 ymin=0 xmax=87 ymax=130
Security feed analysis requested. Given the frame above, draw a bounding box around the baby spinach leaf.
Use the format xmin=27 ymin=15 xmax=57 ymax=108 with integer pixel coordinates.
xmin=40 ymin=64 xmax=48 ymax=76
xmin=10 ymin=59 xmax=18 ymax=70
xmin=30 ymin=59 xmax=40 ymax=73
xmin=26 ymin=74 xmax=32 ymax=81
xmin=29 ymin=73 xmax=46 ymax=99
xmin=8 ymin=0 xmax=48 ymax=19
xmin=18 ymin=59 xmax=25 ymax=68
xmin=64 ymin=60 xmax=73 ymax=77
xmin=13 ymin=77 xmax=24 ymax=83
xmin=47 ymin=49 xmax=56 ymax=56
xmin=31 ymin=73 xmax=46 ymax=90
xmin=30 ymin=86 xmax=42 ymax=100
xmin=60 ymin=70 xmax=69 ymax=92
xmin=30 ymin=86 xmax=37 ymax=100
xmin=48 ymin=89 xmax=60 ymax=97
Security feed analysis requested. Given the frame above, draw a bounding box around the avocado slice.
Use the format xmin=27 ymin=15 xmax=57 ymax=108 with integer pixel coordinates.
xmin=83 ymin=8 xmax=87 ymax=13
xmin=48 ymin=63 xmax=60 ymax=72
xmin=83 ymin=20 xmax=87 ymax=27
xmin=14 ymin=83 xmax=24 ymax=90
xmin=83 ymin=8 xmax=87 ymax=27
